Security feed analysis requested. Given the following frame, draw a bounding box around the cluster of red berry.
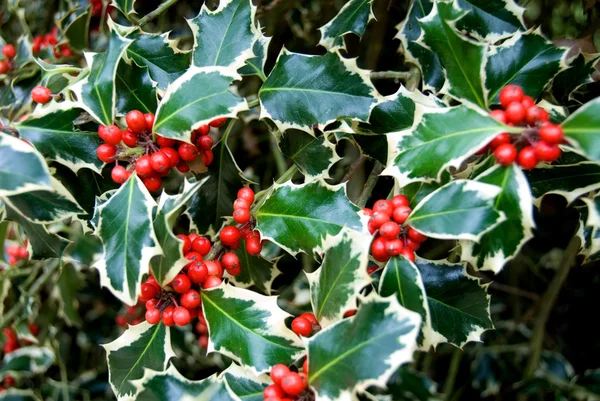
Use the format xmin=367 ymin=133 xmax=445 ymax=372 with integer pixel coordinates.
xmin=115 ymin=304 xmax=144 ymax=327
xmin=290 ymin=312 xmax=320 ymax=337
xmin=195 ymin=312 xmax=209 ymax=348
xmin=221 ymin=187 xmax=264 ymax=256
xmin=232 ymin=187 xmax=256 ymax=224
xmin=31 ymin=27 xmax=73 ymax=58
xmin=0 ymin=44 xmax=17 ymax=74
xmin=4 ymin=242 xmax=29 ymax=266
xmin=365 ymin=195 xmax=427 ymax=263
xmin=485 ymin=85 xmax=565 ymax=170
xmin=265 ymin=360 xmax=310 ymax=401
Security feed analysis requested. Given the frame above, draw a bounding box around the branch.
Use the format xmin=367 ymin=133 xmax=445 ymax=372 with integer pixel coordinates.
xmin=356 ymin=161 xmax=384 ymax=208
xmin=137 ymin=0 xmax=180 ymax=28
xmin=370 ymin=71 xmax=412 ymax=80
xmin=341 ymin=155 xmax=366 ymax=183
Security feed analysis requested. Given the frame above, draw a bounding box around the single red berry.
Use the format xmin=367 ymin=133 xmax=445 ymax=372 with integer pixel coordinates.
xmin=173 ymin=306 xmax=191 ymax=326
xmin=0 ymin=60 xmax=10 ymax=74
xmin=299 ymin=312 xmax=318 ymax=326
xmin=32 ymin=36 xmax=43 ymax=53
xmin=115 ymin=315 xmax=127 ymax=326
xmin=18 ymin=247 xmax=28 ymax=259
xmin=31 ymin=86 xmax=52 ymax=104
xmin=144 ymin=113 xmax=155 ymax=131
xmin=489 ymin=133 xmax=511 ymax=149
xmin=177 ymin=234 xmax=192 ymax=254
xmin=539 ymin=123 xmax=564 ymax=145
xmin=160 ymin=147 xmax=180 ymax=168
xmin=233 ymin=198 xmax=252 ymax=211
xmin=139 ymin=282 xmax=158 ymax=301
xmin=126 ymin=110 xmax=147 ymax=134
xmin=178 ymin=143 xmax=198 ymax=161
xmin=264 ymin=384 xmax=286 ymax=399
xmin=221 ymin=252 xmax=240 ymax=270
xmin=150 ymin=151 xmax=170 ymax=173
xmin=489 ymin=109 xmax=507 ymax=124
xmin=176 ymin=161 xmax=190 ymax=173
xmin=534 ymin=141 xmax=561 ymax=162
xmin=161 ymin=305 xmax=175 ymax=326
xmin=142 ymin=175 xmax=162 ymax=192
xmin=146 ymin=299 xmax=158 ymax=309
xmin=28 ymin=323 xmax=39 ymax=336
xmin=145 ymin=308 xmax=161 ymax=324
xmin=406 ymin=238 xmax=420 ymax=251
xmin=156 ymin=135 xmax=175 ymax=147
xmin=185 ymin=251 xmax=203 ymax=266
xmin=521 ymin=96 xmax=535 ymax=110
xmin=122 ymin=129 xmax=138 ymax=147
xmin=245 ymin=234 xmax=262 ymax=256
xmin=191 ymin=237 xmax=212 ymax=256
xmin=135 ymin=155 xmax=154 ymax=177
xmin=408 ymin=227 xmax=427 ymax=243
xmin=367 ymin=265 xmax=378 ymax=274
xmin=379 ymin=221 xmax=401 ymax=239
xmin=233 ymin=208 xmax=251 ymax=224
xmin=390 ymin=195 xmax=409 ymax=209
xmin=525 ymin=106 xmax=545 ymax=125
xmin=111 ymin=165 xmax=129 ymax=184
xmin=281 ymin=372 xmax=307 ymax=396
xmin=188 ymin=262 xmax=208 ymax=284
xmin=226 ymin=265 xmax=241 ymax=276
xmin=270 ymin=364 xmax=291 ymax=387
xmin=499 ymin=85 xmax=524 ymax=109
xmin=517 ymin=146 xmax=538 ymax=170
xmin=97 ymin=144 xmax=116 ymax=163
xmin=202 ymin=276 xmax=222 ymax=289
xmin=373 ymin=199 xmax=394 ymax=217
xmin=204 ymin=261 xmax=223 ymax=278
xmin=172 ymin=274 xmax=191 ymax=293
xmin=400 ymin=248 xmax=415 ymax=262
xmin=494 ymin=143 xmax=517 ymax=166
xmin=303 ymin=358 xmax=309 ymax=375
xmin=202 ymin=149 xmax=214 ymax=166
xmin=237 ymin=187 xmax=255 ymax=203
xmin=370 ymin=236 xmax=389 ymax=262
xmin=220 ymin=226 xmax=241 ymax=246
xmin=291 ymin=317 xmax=313 ymax=336
xmin=369 ymin=211 xmax=391 ymax=230
xmin=3 ymin=328 xmax=17 ymax=342
xmin=363 ymin=207 xmax=373 ymax=216
xmin=209 ymin=117 xmax=227 ymax=128
xmin=505 ymin=102 xmax=526 ymax=124
xmin=146 ymin=276 xmax=161 ymax=290
xmin=392 ymin=206 xmax=412 ymax=224
xmin=197 ymin=136 xmax=214 ymax=151
xmin=195 ymin=124 xmax=210 ymax=136
xmin=103 ymin=125 xmax=122 ymax=145
xmin=386 ymin=238 xmax=404 ymax=256
xmin=2 ymin=44 xmax=16 ymax=59
xmin=198 ymin=334 xmax=209 ymax=348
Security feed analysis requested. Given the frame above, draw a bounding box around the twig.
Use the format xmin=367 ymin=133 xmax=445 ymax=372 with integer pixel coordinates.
xmin=370 ymin=71 xmax=412 ymax=80
xmin=443 ymin=348 xmax=463 ymax=400
xmin=356 ymin=161 xmax=384 ymax=208
xmin=269 ymin=132 xmax=287 ymax=177
xmin=341 ymin=155 xmax=366 ymax=183
xmin=247 ymin=98 xmax=260 ymax=109
xmin=137 ymin=0 xmax=180 ymax=28
xmin=489 ymin=281 xmax=540 ymax=301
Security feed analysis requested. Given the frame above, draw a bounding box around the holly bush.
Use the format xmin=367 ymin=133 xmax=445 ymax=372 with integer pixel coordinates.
xmin=1 ymin=0 xmax=600 ymax=400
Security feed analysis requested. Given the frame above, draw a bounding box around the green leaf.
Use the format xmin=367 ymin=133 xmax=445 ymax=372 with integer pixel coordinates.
xmin=223 ymin=364 xmax=270 ymax=401
xmin=399 ymin=180 xmax=443 ymax=208
xmin=153 ymin=67 xmax=247 ymax=141
xmin=150 ymin=179 xmax=207 ymax=286
xmin=0 ymin=390 xmax=42 ymax=401
xmin=93 ymin=174 xmax=160 ymax=305
xmin=318 ymin=0 xmax=374 ymax=50
xmin=238 ymin=33 xmax=271 ymax=81
xmin=103 ymin=322 xmax=175 ymax=399
xmin=307 ymin=294 xmax=421 ymax=400
xmin=486 ymin=30 xmax=566 ymax=105
xmin=279 ymin=131 xmax=340 ymax=179
xmin=461 ymin=165 xmax=534 ymax=273
xmin=455 ymin=0 xmax=524 ymax=41
xmin=0 ymin=347 xmax=54 ymax=379
xmin=418 ymin=1 xmax=487 ymax=108
xmin=384 ymin=106 xmax=506 ymax=185
xmin=562 ymin=97 xmax=600 ymax=161
xmin=356 ymin=89 xmax=417 ymax=134
xmin=189 ymin=0 xmax=257 ymax=68
xmin=0 ymin=275 xmax=10 ymax=317
xmin=201 ymin=283 xmax=303 ymax=373
xmin=12 ymin=36 xmax=33 ymax=68
xmin=307 ymin=229 xmax=372 ymax=327
xmin=406 ymin=179 xmax=504 ymax=241
xmin=0 ymin=132 xmax=52 ymax=197
xmin=552 ymin=52 xmax=599 ymax=104
xmin=36 ymin=60 xmax=81 ymax=94
xmin=385 ymin=366 xmax=440 ymax=401
xmin=55 ymin=263 xmax=84 ymax=327
xmin=259 ymin=50 xmax=378 ymax=133
xmin=525 ymin=162 xmax=600 ymax=203
xmin=115 ymin=61 xmax=157 ymax=116
xmin=112 ymin=0 xmax=136 ymax=17
xmin=229 ymin=237 xmax=280 ymax=294
xmin=255 ymin=180 xmax=365 ymax=256
xmin=61 ymin=5 xmax=91 ymax=51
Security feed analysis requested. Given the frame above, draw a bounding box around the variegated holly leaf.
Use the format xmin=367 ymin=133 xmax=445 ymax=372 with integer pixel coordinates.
xmin=238 ymin=33 xmax=271 ymax=81
xmin=307 ymin=294 xmax=421 ymax=400
xmin=113 ymin=0 xmax=136 ymax=17
xmin=0 ymin=347 xmax=54 ymax=379
xmin=0 ymin=132 xmax=52 ymax=197
xmin=150 ymin=179 xmax=207 ymax=286
xmin=318 ymin=0 xmax=374 ymax=50
xmin=384 ymin=106 xmax=507 ymax=185
xmin=0 ymin=390 xmax=42 ymax=401
xmin=185 ymin=142 xmax=246 ymax=233
xmin=153 ymin=67 xmax=247 ymax=141
xmin=71 ymin=24 xmax=132 ymax=125
xmin=454 ymin=0 xmax=524 ymax=41
xmin=259 ymin=50 xmax=378 ymax=133
xmin=115 ymin=61 xmax=157 ymax=116
xmin=36 ymin=59 xmax=82 ymax=94
xmin=399 ymin=180 xmax=445 ymax=208
xmin=103 ymin=322 xmax=175 ymax=399
xmin=461 ymin=165 xmax=534 ymax=273
xmin=307 ymin=229 xmax=371 ymax=327
xmin=125 ymin=31 xmax=191 ymax=91
xmin=255 ymin=179 xmax=365 ymax=256
xmin=223 ymin=364 xmax=270 ymax=401
xmin=189 ymin=0 xmax=257 ymax=69
xmin=562 ymin=97 xmax=600 ymax=161
xmin=486 ymin=30 xmax=566 ymax=105
xmin=525 ymin=162 xmax=600 ymax=204
xmin=57 ymin=2 xmax=91 ymax=51
xmin=384 ymin=366 xmax=440 ymax=401
xmin=201 ymin=283 xmax=304 ymax=373
xmin=93 ymin=174 xmax=160 ymax=305
xmin=395 ymin=0 xmax=444 ymax=92
xmin=552 ymin=52 xmax=599 ymax=104
xmin=406 ymin=179 xmax=504 ymax=241
xmin=357 ymin=89 xmax=417 ymax=134
xmin=418 ymin=1 xmax=487 ymax=108
xmin=279 ymin=131 xmax=340 ymax=179
xmin=229 ymin=237 xmax=280 ymax=294
xmin=11 ymin=36 xmax=33 ymax=68
xmin=55 ymin=263 xmax=84 ymax=327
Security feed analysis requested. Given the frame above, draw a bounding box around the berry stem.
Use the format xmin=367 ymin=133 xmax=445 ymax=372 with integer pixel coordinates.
xmin=356 ymin=161 xmax=384 ymax=208
xmin=117 ymin=146 xmax=145 ymax=158
xmin=137 ymin=0 xmax=180 ymax=27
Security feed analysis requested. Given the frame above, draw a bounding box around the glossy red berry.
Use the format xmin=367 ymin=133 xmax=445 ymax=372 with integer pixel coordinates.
xmin=291 ymin=317 xmax=313 ymax=336
xmin=142 ymin=176 xmax=162 ymax=192
xmin=150 ymin=151 xmax=170 ymax=173
xmin=202 ymin=276 xmax=222 ymax=289
xmin=373 ymin=199 xmax=394 ymax=217
xmin=146 ymin=299 xmax=158 ymax=309
xmin=489 ymin=133 xmax=511 ymax=149
xmin=115 ymin=315 xmax=127 ymax=326
xmin=525 ymin=106 xmax=546 ymax=125
xmin=221 ymin=252 xmax=239 ymax=270
xmin=177 ymin=234 xmax=192 ymax=254
xmin=220 ymin=226 xmax=241 ymax=246
xmin=172 ymin=274 xmax=191 ymax=293
xmin=499 ymin=85 xmax=524 ymax=109
xmin=97 ymin=144 xmax=116 ymax=163
xmin=31 ymin=86 xmax=52 ymax=104
xmin=196 ymin=124 xmax=210 ymax=136
xmin=237 ymin=187 xmax=255 ymax=203
xmin=135 ymin=155 xmax=153 ymax=177
xmin=369 ymin=211 xmax=391 ymax=230
xmin=489 ymin=109 xmax=507 ymax=124
xmin=534 ymin=141 xmax=561 ymax=162
xmin=197 ymin=135 xmax=214 ymax=151
xmin=379 ymin=221 xmax=401 ymax=239
xmin=264 ymin=384 xmax=286 ymax=399
xmin=191 ymin=237 xmax=211 ymax=256
xmin=303 ymin=358 xmax=309 ymax=375
xmin=505 ymin=102 xmax=526 ymax=124
xmin=371 ymin=236 xmax=389 ymax=262
xmin=173 ymin=306 xmax=191 ymax=326
xmin=233 ymin=198 xmax=252 ymax=210
xmin=176 ymin=161 xmax=190 ymax=173
xmin=539 ymin=123 xmax=564 ymax=145
xmin=245 ymin=234 xmax=262 ymax=256
xmin=146 ymin=276 xmax=161 ymax=290
xmin=111 ymin=165 xmax=130 ymax=184
xmin=126 ymin=110 xmax=147 ymax=134
xmin=392 ymin=206 xmax=412 ymax=224
xmin=0 ymin=60 xmax=10 ymax=74
xmin=386 ymin=238 xmax=404 ymax=256
xmin=185 ymin=251 xmax=203 ymax=266
xmin=145 ymin=308 xmax=161 ymax=324
xmin=390 ymin=195 xmax=409 ymax=209
xmin=122 ymin=129 xmax=138 ymax=147
xmin=161 ymin=305 xmax=175 ymax=326
xmin=233 ymin=208 xmax=251 ymax=224
xmin=156 ymin=135 xmax=175 ymax=147
xmin=517 ymin=146 xmax=538 ymax=170
xmin=300 ymin=312 xmax=318 ymax=325
xmin=521 ymin=96 xmax=535 ymax=109
xmin=2 ymin=44 xmax=16 ymax=59
xmin=160 ymin=147 xmax=180 ymax=168
xmin=494 ymin=143 xmax=517 ymax=166
xmin=204 ymin=261 xmax=223 ymax=277
xmin=102 ymin=125 xmax=122 ymax=145
xmin=202 ymin=149 xmax=214 ymax=166
xmin=406 ymin=238 xmax=421 ymax=251
xmin=139 ymin=282 xmax=158 ymax=301
xmin=400 ymin=248 xmax=415 ymax=262
xmin=209 ymin=117 xmax=227 ymax=127
xmin=270 ymin=364 xmax=291 ymax=387
xmin=408 ymin=227 xmax=427 ymax=243
xmin=281 ymin=372 xmax=307 ymax=396
xmin=188 ymin=262 xmax=208 ymax=284
xmin=144 ymin=113 xmax=155 ymax=131
xmin=178 ymin=143 xmax=199 ymax=161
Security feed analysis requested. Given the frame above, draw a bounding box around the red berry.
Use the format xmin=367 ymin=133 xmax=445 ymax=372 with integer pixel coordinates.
xmin=111 ymin=165 xmax=129 ymax=184
xmin=408 ymin=227 xmax=427 ymax=243
xmin=145 ymin=308 xmax=161 ymax=324
xmin=209 ymin=117 xmax=227 ymax=128
xmin=146 ymin=299 xmax=158 ymax=309
xmin=379 ymin=221 xmax=400 ymax=239
xmin=525 ymin=106 xmax=545 ymax=125
xmin=369 ymin=211 xmax=391 ymax=229
xmin=517 ymin=146 xmax=538 ymax=170
xmin=142 ymin=176 xmax=162 ymax=192
xmin=373 ymin=199 xmax=394 ymax=217
xmin=204 ymin=261 xmax=223 ymax=277
xmin=386 ymin=238 xmax=403 ymax=256
xmin=195 ymin=125 xmax=210 ymax=136
xmin=370 ymin=236 xmax=389 ymax=262
xmin=176 ymin=161 xmax=190 ymax=173
xmin=505 ymin=102 xmax=526 ymax=124
xmin=362 ymin=207 xmax=373 ymax=216
xmin=303 ymin=358 xmax=308 ymax=375
xmin=188 ymin=262 xmax=208 ymax=284
xmin=28 ymin=323 xmax=39 ymax=336
xmin=400 ymin=248 xmax=415 ymax=262
xmin=139 ymin=282 xmax=158 ymax=301
xmin=489 ymin=133 xmax=511 ymax=149
xmin=103 ymin=125 xmax=122 ymax=145
xmin=233 ymin=198 xmax=252 ymax=210
xmin=245 ymin=234 xmax=262 ymax=256
xmin=227 ymin=265 xmax=241 ymax=276
xmin=534 ymin=141 xmax=561 ymax=162
xmin=2 ymin=44 xmax=16 ymax=59
xmin=115 ymin=315 xmax=127 ymax=326
xmin=126 ymin=110 xmax=147 ymax=134
xmin=202 ymin=276 xmax=222 ymax=289
xmin=146 ymin=276 xmax=161 ymax=290
xmin=490 ymin=109 xmax=507 ymax=124
xmin=291 ymin=316 xmax=313 ymax=336
xmin=237 ymin=187 xmax=255 ymax=203
xmin=172 ymin=274 xmax=191 ymax=293
xmin=220 ymin=226 xmax=241 ymax=246
xmin=173 ymin=306 xmax=191 ymax=326
xmin=390 ymin=195 xmax=409 ymax=209
xmin=344 ymin=309 xmax=357 ymax=318
xmin=494 ymin=143 xmax=517 ymax=166
xmin=97 ymin=144 xmax=116 ymax=163
xmin=156 ymin=135 xmax=175 ymax=147
xmin=161 ymin=147 xmax=180 ymax=168
xmin=221 ymin=252 xmax=239 ymax=270
xmin=392 ymin=206 xmax=412 ymax=224
xmin=144 ymin=113 xmax=155 ymax=131
xmin=0 ymin=60 xmax=10 ymax=74
xmin=406 ymin=238 xmax=420 ymax=251
xmin=270 ymin=364 xmax=291 ymax=387
xmin=191 ymin=237 xmax=211 ymax=256
xmin=233 ymin=208 xmax=251 ymax=224
xmin=178 ymin=143 xmax=199 ymax=161
xmin=499 ymin=85 xmax=524 ymax=109
xmin=122 ymin=129 xmax=138 ymax=147
xmin=521 ymin=96 xmax=534 ymax=110
xmin=299 ymin=312 xmax=318 ymax=325
xmin=150 ymin=151 xmax=170 ymax=173
xmin=161 ymin=305 xmax=175 ymax=326
xmin=31 ymin=86 xmax=52 ymax=104
xmin=281 ymin=372 xmax=307 ymax=396
xmin=264 ymin=384 xmax=286 ymax=399
xmin=135 ymin=155 xmax=154 ymax=177
xmin=539 ymin=123 xmax=564 ymax=145
xmin=199 ymin=335 xmax=209 ymax=348
xmin=177 ymin=234 xmax=192 ymax=254
xmin=197 ymin=135 xmax=214 ymax=151
xmin=185 ymin=251 xmax=203 ymax=266
xmin=202 ymin=149 xmax=214 ymax=166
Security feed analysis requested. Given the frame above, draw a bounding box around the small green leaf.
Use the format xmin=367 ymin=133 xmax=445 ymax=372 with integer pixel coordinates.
xmin=255 ymin=180 xmax=365 ymax=256
xmin=357 ymin=89 xmax=416 ymax=134
xmin=229 ymin=237 xmax=280 ymax=294
xmin=562 ymin=97 xmax=600 ymax=161
xmin=112 ymin=0 xmax=136 ymax=17
xmin=318 ymin=0 xmax=374 ymax=50
xmin=201 ymin=283 xmax=304 ymax=373
xmin=56 ymin=263 xmax=84 ymax=327
xmin=385 ymin=366 xmax=440 ymax=401
xmin=525 ymin=162 xmax=600 ymax=203
xmin=238 ymin=33 xmax=271 ymax=81
xmin=279 ymin=131 xmax=340 ymax=179
xmin=115 ymin=61 xmax=157 ymax=116
xmin=455 ymin=0 xmax=524 ymax=41
xmin=399 ymin=181 xmax=443 ymax=208
xmin=259 ymin=50 xmax=378 ymax=133
xmin=0 ymin=347 xmax=54 ymax=379
xmin=552 ymin=52 xmax=599 ymax=104
xmin=223 ymin=364 xmax=270 ymax=401
xmin=61 ymin=5 xmax=91 ymax=51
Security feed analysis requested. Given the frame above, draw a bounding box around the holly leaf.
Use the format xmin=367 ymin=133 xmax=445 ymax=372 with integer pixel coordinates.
xmin=61 ymin=4 xmax=91 ymax=51
xmin=153 ymin=67 xmax=247 ymax=141
xmin=279 ymin=131 xmax=340 ymax=179
xmin=383 ymin=106 xmax=506 ymax=185
xmin=0 ymin=132 xmax=52 ymax=197
xmin=562 ymin=97 xmax=600 ymax=161
xmin=0 ymin=347 xmax=54 ymax=379
xmin=229 ymin=237 xmax=280 ymax=294
xmin=115 ymin=61 xmax=157 ymax=116
xmin=201 ymin=283 xmax=304 ymax=373
xmin=461 ymin=165 xmax=534 ymax=273
xmin=189 ymin=0 xmax=257 ymax=69
xmin=223 ymin=364 xmax=270 ymax=401
xmin=71 ymin=24 xmax=132 ymax=125
xmin=55 ymin=263 xmax=84 ymax=327
xmin=93 ymin=174 xmax=160 ymax=305
xmin=318 ymin=0 xmax=375 ymax=50
xmin=385 ymin=366 xmax=440 ymax=401
xmin=418 ymin=1 xmax=487 ymax=108
xmin=259 ymin=50 xmax=378 ymax=133
xmin=552 ymin=52 xmax=599 ymax=104
xmin=255 ymin=179 xmax=365 ymax=256
xmin=399 ymin=180 xmax=444 ymax=208
xmin=454 ymin=0 xmax=524 ymax=41
xmin=307 ymin=229 xmax=372 ymax=327
xmin=406 ymin=179 xmax=504 ymax=241
xmin=103 ymin=322 xmax=175 ymax=399
xmin=307 ymin=294 xmax=421 ymax=400
xmin=525 ymin=162 xmax=600 ymax=203
xmin=486 ymin=30 xmax=566 ymax=105
xmin=356 ymin=88 xmax=417 ymax=134
xmin=238 ymin=33 xmax=271 ymax=81
xmin=113 ymin=0 xmax=136 ymax=17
